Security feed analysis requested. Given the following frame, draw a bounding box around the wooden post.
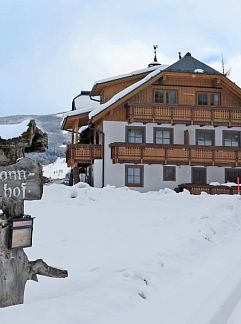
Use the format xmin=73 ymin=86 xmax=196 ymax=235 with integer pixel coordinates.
xmin=0 ymin=120 xmax=68 ymax=308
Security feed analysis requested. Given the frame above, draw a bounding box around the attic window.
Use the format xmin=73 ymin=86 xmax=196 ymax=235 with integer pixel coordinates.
xmin=154 ymin=90 xmax=177 ymax=104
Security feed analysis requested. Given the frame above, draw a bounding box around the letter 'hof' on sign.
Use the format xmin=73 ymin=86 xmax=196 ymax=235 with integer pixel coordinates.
xmin=0 ymin=158 xmax=43 ymax=201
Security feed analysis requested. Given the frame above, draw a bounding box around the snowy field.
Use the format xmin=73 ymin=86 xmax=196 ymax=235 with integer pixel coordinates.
xmin=1 ymin=184 xmax=241 ymax=323
xmin=43 ymin=157 xmax=69 ymax=180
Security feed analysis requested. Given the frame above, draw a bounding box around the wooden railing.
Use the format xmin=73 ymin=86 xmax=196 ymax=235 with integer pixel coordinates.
xmin=110 ymin=142 xmax=241 ymax=167
xmin=66 ymin=144 xmax=103 ymax=167
xmin=178 ymin=183 xmax=239 ymax=195
xmin=127 ymin=103 xmax=241 ymax=126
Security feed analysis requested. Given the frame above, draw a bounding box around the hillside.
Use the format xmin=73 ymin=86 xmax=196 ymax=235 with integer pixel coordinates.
xmin=0 ymin=114 xmax=71 ymax=165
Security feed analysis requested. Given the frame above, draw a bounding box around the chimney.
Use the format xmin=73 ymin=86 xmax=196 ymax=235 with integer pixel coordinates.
xmin=178 ymin=52 xmax=182 ymax=60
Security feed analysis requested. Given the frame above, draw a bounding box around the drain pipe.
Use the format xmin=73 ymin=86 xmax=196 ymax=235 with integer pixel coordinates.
xmin=87 ymin=123 xmax=105 ymax=188
xmin=89 ymin=94 xmax=100 ymax=103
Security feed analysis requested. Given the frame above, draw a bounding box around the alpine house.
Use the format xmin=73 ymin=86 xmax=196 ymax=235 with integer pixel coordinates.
xmin=61 ymin=51 xmax=241 ymax=193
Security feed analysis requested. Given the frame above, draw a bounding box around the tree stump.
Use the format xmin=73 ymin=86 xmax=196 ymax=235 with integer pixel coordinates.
xmin=0 ymin=120 xmax=68 ymax=307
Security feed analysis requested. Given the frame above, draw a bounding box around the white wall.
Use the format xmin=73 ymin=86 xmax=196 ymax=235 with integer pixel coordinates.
xmin=93 ymin=159 xmax=103 ymax=188
xmin=99 ymin=121 xmax=241 ymax=192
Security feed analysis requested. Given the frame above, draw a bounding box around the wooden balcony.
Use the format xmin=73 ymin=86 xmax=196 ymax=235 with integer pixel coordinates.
xmin=127 ymin=103 xmax=241 ymax=127
xmin=110 ymin=142 xmax=241 ymax=167
xmin=66 ymin=144 xmax=103 ymax=167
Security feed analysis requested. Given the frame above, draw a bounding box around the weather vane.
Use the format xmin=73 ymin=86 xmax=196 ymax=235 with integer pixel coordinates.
xmin=153 ymin=45 xmax=158 ymax=62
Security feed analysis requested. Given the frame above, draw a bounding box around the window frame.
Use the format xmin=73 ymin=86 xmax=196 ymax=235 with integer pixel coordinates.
xmin=196 ymin=92 xmax=208 ymax=106
xmin=163 ymin=166 xmax=176 ymax=181
xmin=223 ymin=130 xmax=240 ymax=147
xmin=191 ymin=167 xmax=207 ymax=184
xmin=154 ymin=89 xmax=178 ymax=105
xmin=210 ymin=93 xmax=221 ymax=106
xmin=153 ymin=127 xmax=174 ymax=144
xmin=196 ymin=92 xmax=221 ymax=106
xmin=225 ymin=168 xmax=241 ymax=183
xmin=126 ymin=126 xmax=146 ymax=144
xmin=196 ymin=129 xmax=215 ymax=146
xmin=125 ymin=165 xmax=144 ymax=187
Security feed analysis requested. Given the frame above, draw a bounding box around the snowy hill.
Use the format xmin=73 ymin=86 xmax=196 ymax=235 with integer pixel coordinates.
xmin=0 ymin=114 xmax=71 ymax=165
xmin=1 ymin=184 xmax=241 ymax=323
xmin=43 ymin=157 xmax=70 ymax=179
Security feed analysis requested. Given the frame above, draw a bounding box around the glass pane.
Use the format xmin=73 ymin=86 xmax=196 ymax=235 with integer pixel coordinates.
xmin=127 ymin=167 xmax=142 ymax=185
xmin=155 ymin=130 xmax=171 ymax=144
xmin=133 ymin=168 xmax=141 ymax=176
xmin=166 ymin=91 xmax=177 ymax=104
xmin=133 ymin=176 xmax=140 ymax=184
xmin=164 ymin=166 xmax=175 ymax=181
xmin=197 ymin=93 xmax=208 ymax=105
xmin=211 ymin=93 xmax=220 ymax=106
xmin=224 ymin=133 xmax=239 ymax=147
xmin=155 ymin=91 xmax=164 ymax=103
xmin=127 ymin=129 xmax=143 ymax=143
xmin=128 ymin=168 xmax=134 ymax=176
xmin=197 ymin=131 xmax=213 ymax=146
xmin=226 ymin=169 xmax=239 ymax=183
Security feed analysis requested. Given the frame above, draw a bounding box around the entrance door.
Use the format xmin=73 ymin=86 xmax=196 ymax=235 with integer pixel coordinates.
xmin=192 ymin=167 xmax=206 ymax=184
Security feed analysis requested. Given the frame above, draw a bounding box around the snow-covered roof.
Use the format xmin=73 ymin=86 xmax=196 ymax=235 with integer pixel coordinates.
xmin=0 ymin=119 xmax=30 ymax=140
xmin=74 ymin=94 xmax=100 ymax=111
xmin=61 ymin=95 xmax=100 ymax=128
xmin=89 ymin=65 xmax=165 ymax=119
xmin=94 ymin=64 xmax=169 ymax=86
xmin=79 ymin=125 xmax=89 ymax=134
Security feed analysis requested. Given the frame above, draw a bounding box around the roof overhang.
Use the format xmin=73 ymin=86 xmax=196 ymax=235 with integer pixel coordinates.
xmin=61 ymin=112 xmax=90 ymax=131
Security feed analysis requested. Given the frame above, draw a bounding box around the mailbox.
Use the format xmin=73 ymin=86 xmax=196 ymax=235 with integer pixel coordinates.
xmin=9 ymin=216 xmax=34 ymax=249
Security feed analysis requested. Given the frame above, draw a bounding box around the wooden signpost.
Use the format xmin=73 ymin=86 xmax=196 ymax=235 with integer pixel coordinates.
xmin=0 ymin=120 xmax=68 ymax=308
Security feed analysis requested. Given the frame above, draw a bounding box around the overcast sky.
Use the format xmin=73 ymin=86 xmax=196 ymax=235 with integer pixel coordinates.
xmin=1 ymin=0 xmax=241 ymax=116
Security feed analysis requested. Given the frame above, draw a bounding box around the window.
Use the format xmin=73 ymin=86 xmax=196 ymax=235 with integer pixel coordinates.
xmin=154 ymin=128 xmax=173 ymax=144
xmin=196 ymin=129 xmax=215 ymax=146
xmin=210 ymin=93 xmax=220 ymax=106
xmin=225 ymin=169 xmax=241 ymax=183
xmin=126 ymin=127 xmax=145 ymax=144
xmin=154 ymin=90 xmax=177 ymax=104
xmin=163 ymin=166 xmax=176 ymax=181
xmin=166 ymin=91 xmax=177 ymax=104
xmin=197 ymin=92 xmax=221 ymax=106
xmin=197 ymin=93 xmax=208 ymax=105
xmin=192 ymin=167 xmax=207 ymax=184
xmin=125 ymin=165 xmax=144 ymax=187
xmin=154 ymin=91 xmax=164 ymax=104
xmin=223 ymin=131 xmax=240 ymax=147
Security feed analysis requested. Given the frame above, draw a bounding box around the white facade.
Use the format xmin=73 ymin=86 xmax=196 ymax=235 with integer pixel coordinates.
xmin=90 ymin=121 xmax=241 ymax=192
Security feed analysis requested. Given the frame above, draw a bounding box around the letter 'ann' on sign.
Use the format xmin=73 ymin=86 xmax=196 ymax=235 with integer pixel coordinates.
xmin=0 ymin=158 xmax=43 ymax=201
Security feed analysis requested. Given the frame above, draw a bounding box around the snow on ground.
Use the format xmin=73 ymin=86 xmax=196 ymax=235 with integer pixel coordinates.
xmin=1 ymin=185 xmax=241 ymax=323
xmin=0 ymin=119 xmax=30 ymax=139
xmin=43 ymin=158 xmax=69 ymax=179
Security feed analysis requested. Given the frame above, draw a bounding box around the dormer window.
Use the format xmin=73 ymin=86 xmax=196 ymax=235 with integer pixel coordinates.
xmin=154 ymin=90 xmax=177 ymax=104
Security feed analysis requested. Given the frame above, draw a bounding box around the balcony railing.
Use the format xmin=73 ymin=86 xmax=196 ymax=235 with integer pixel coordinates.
xmin=110 ymin=142 xmax=241 ymax=167
xmin=126 ymin=103 xmax=241 ymax=126
xmin=66 ymin=144 xmax=103 ymax=167
xmin=178 ymin=183 xmax=239 ymax=195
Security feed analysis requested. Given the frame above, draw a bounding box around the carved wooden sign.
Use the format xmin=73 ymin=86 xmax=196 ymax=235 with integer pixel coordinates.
xmin=0 ymin=157 xmax=43 ymax=201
